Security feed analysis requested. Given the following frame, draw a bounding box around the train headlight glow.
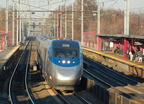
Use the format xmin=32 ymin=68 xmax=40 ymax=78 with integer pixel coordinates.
xmin=58 ymin=61 xmax=61 ymax=63
xmin=50 ymin=76 xmax=52 ymax=79
xmin=62 ymin=60 xmax=66 ymax=64
xmin=67 ymin=60 xmax=70 ymax=64
xmin=72 ymin=61 xmax=75 ymax=64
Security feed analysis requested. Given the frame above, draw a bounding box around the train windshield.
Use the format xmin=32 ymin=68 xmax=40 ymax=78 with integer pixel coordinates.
xmin=54 ymin=48 xmax=78 ymax=59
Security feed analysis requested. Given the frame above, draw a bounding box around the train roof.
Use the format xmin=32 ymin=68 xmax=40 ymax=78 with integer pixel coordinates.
xmin=51 ymin=39 xmax=80 ymax=48
xmin=52 ymin=39 xmax=79 ymax=42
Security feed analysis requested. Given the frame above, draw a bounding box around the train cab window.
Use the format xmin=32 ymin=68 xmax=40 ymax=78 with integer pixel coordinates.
xmin=55 ymin=49 xmax=65 ymax=58
xmin=54 ymin=49 xmax=77 ymax=59
xmin=67 ymin=50 xmax=77 ymax=59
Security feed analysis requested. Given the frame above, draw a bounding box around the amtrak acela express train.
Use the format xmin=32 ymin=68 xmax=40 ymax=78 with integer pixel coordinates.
xmin=36 ymin=35 xmax=83 ymax=90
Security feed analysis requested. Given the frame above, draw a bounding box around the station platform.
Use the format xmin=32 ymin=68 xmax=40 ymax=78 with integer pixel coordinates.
xmin=83 ymin=47 xmax=144 ymax=78
xmin=0 ymin=46 xmax=20 ymax=71
xmin=83 ymin=47 xmax=144 ymax=69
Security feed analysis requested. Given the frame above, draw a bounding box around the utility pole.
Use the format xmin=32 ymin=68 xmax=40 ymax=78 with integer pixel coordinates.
xmin=97 ymin=0 xmax=101 ymax=51
xmin=16 ymin=1 xmax=19 ymax=45
xmin=81 ymin=0 xmax=84 ymax=46
xmin=72 ymin=0 xmax=74 ymax=40
xmin=124 ymin=0 xmax=129 ymax=60
xmin=6 ymin=0 xmax=9 ymax=49
xmin=19 ymin=0 xmax=22 ymax=42
xmin=65 ymin=0 xmax=67 ymax=39
xmin=12 ymin=0 xmax=15 ymax=46
xmin=124 ymin=0 xmax=129 ymax=35
xmin=97 ymin=0 xmax=100 ymax=34
xmin=53 ymin=13 xmax=56 ymax=37
xmin=21 ymin=0 xmax=25 ymax=42
xmin=60 ymin=5 xmax=62 ymax=38
xmin=58 ymin=13 xmax=62 ymax=39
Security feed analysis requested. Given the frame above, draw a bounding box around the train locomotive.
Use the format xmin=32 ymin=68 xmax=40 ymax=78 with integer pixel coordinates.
xmin=36 ymin=35 xmax=83 ymax=90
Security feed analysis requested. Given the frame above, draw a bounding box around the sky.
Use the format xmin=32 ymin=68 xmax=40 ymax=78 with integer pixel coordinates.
xmin=0 ymin=0 xmax=144 ymax=20
xmin=1 ymin=0 xmax=144 ymax=12
xmin=102 ymin=0 xmax=144 ymax=12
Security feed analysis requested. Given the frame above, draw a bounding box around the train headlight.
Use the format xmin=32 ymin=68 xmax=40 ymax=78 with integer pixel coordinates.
xmin=72 ymin=61 xmax=75 ymax=64
xmin=67 ymin=60 xmax=70 ymax=64
xmin=58 ymin=61 xmax=61 ymax=63
xmin=62 ymin=60 xmax=66 ymax=64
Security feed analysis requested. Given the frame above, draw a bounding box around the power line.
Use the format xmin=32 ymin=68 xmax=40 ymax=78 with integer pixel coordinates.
xmin=107 ymin=0 xmax=118 ymax=8
xmin=129 ymin=7 xmax=144 ymax=12
xmin=102 ymin=0 xmax=144 ymax=12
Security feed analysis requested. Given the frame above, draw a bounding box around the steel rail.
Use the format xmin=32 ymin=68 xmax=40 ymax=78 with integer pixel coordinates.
xmin=73 ymin=91 xmax=91 ymax=104
xmin=84 ymin=57 xmax=144 ymax=104
xmin=25 ymin=40 xmax=35 ymax=104
xmin=8 ymin=39 xmax=33 ymax=104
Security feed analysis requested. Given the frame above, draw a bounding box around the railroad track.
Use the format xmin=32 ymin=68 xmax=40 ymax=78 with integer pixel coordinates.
xmin=0 ymin=45 xmax=24 ymax=103
xmin=53 ymin=89 xmax=91 ymax=104
xmin=0 ymin=38 xmax=97 ymax=104
xmin=84 ymin=56 xmax=144 ymax=104
xmin=28 ymin=38 xmax=97 ymax=104
xmin=8 ymin=39 xmax=35 ymax=104
xmin=29 ymin=68 xmax=96 ymax=104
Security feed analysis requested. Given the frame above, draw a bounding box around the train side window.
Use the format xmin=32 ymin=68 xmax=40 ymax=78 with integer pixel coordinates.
xmin=48 ymin=48 xmax=52 ymax=57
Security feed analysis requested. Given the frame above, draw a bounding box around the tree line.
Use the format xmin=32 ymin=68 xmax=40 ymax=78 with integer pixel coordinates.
xmin=46 ymin=0 xmax=144 ymax=41
xmin=0 ymin=0 xmax=144 ymax=41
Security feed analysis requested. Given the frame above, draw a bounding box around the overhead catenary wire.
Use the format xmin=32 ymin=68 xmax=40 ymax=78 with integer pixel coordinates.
xmin=1 ymin=0 xmax=144 ymax=39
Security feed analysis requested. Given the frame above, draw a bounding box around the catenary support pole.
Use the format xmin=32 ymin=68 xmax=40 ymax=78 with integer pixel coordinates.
xmin=97 ymin=0 xmax=100 ymax=34
xmin=6 ymin=0 xmax=9 ymax=49
xmin=124 ymin=0 xmax=129 ymax=35
xmin=16 ymin=2 xmax=19 ymax=45
xmin=72 ymin=0 xmax=74 ymax=40
xmin=64 ymin=0 xmax=67 ymax=39
xmin=12 ymin=0 xmax=15 ymax=46
xmin=81 ymin=0 xmax=84 ymax=46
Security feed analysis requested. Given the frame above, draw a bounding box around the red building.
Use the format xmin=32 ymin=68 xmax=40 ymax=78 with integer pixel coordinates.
xmin=0 ymin=31 xmax=12 ymax=51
